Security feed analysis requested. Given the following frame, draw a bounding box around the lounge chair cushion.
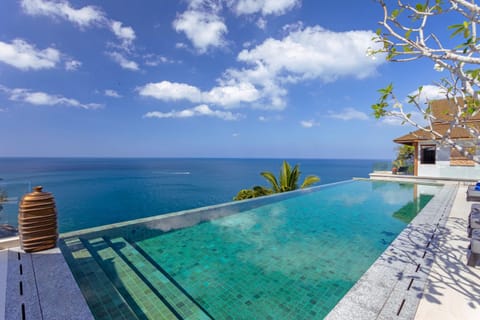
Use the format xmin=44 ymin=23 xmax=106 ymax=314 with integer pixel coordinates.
xmin=470 ymin=211 xmax=480 ymax=228
xmin=468 ymin=211 xmax=480 ymax=237
xmin=471 ymin=229 xmax=480 ymax=253
xmin=472 ymin=203 xmax=480 ymax=212
xmin=467 ymin=185 xmax=480 ymax=202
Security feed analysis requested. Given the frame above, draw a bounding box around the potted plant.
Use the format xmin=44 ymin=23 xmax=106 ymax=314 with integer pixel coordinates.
xmin=391 ymin=166 xmax=398 ymax=174
xmin=391 ymin=159 xmax=404 ymax=174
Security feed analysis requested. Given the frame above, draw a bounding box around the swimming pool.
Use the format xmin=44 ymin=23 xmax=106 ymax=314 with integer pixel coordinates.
xmin=59 ymin=180 xmax=441 ymax=319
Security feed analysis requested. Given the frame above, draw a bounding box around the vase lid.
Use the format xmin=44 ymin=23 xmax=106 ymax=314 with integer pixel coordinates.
xmin=21 ymin=186 xmax=54 ymax=203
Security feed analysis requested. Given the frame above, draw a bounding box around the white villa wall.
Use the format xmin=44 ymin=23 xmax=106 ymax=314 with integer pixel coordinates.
xmin=417 ymin=142 xmax=480 ymax=179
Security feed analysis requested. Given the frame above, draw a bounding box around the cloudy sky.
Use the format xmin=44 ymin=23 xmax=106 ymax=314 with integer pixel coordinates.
xmin=0 ymin=0 xmax=445 ymax=158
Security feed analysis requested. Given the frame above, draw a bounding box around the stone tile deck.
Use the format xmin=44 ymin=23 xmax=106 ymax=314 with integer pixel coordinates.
xmin=415 ymin=185 xmax=480 ymax=320
xmin=2 ymin=247 xmax=93 ymax=320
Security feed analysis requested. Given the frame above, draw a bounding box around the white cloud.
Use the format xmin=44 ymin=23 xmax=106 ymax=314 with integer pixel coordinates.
xmin=237 ymin=26 xmax=383 ymax=82
xmin=65 ymin=59 xmax=81 ymax=71
xmin=172 ymin=0 xmax=299 ymax=52
xmin=173 ymin=10 xmax=227 ymax=53
xmin=0 ymin=39 xmax=60 ymax=70
xmin=204 ymin=82 xmax=260 ymax=107
xmin=143 ymin=54 xmax=175 ymax=66
xmin=1 ymin=86 xmax=102 ymax=109
xmin=224 ymin=62 xmax=287 ymax=109
xmin=138 ymin=81 xmax=202 ymax=102
xmin=282 ymin=21 xmax=303 ymax=33
xmin=221 ymin=26 xmax=384 ymax=109
xmin=105 ymin=89 xmax=121 ymax=98
xmin=143 ymin=104 xmax=243 ymax=121
xmin=407 ymin=85 xmax=448 ymax=105
xmin=381 ymin=117 xmax=403 ymax=126
xmin=110 ymin=20 xmax=136 ymax=48
xmin=144 ymin=24 xmax=384 ymax=112
xmin=300 ymin=119 xmax=318 ymax=128
xmin=256 ymin=17 xmax=267 ymax=29
xmin=258 ymin=115 xmax=283 ymax=121
xmin=21 ymin=0 xmax=105 ymax=28
xmin=175 ymin=42 xmax=189 ymax=50
xmin=138 ymin=80 xmax=260 ymax=107
xmin=381 ymin=111 xmax=427 ymax=126
xmin=231 ymin=0 xmax=300 ymax=16
xmin=21 ymin=0 xmax=135 ymax=49
xmin=107 ymin=51 xmax=139 ymax=71
xmin=328 ymin=108 xmax=369 ymax=121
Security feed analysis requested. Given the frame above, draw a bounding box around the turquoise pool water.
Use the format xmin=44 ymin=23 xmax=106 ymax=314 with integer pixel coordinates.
xmin=60 ymin=180 xmax=440 ymax=319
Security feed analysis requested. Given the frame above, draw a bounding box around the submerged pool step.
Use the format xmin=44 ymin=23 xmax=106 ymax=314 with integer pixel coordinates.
xmin=60 ymin=237 xmax=139 ymax=320
xmin=85 ymin=237 xmax=178 ymax=320
xmin=107 ymin=237 xmax=211 ymax=320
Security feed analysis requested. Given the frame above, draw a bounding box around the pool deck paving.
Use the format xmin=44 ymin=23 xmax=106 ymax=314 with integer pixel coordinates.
xmin=0 ymin=246 xmax=93 ymax=320
xmin=414 ymin=185 xmax=480 ymax=320
xmin=0 ymin=179 xmax=479 ymax=319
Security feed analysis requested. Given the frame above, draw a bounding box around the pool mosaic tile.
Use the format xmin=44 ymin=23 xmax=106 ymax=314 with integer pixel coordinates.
xmin=85 ymin=237 xmax=177 ymax=320
xmin=107 ymin=237 xmax=210 ymax=320
xmin=61 ymin=237 xmax=137 ymax=320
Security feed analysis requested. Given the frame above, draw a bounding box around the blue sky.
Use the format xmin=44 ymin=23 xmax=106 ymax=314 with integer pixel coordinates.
xmin=0 ymin=0 xmax=447 ymax=159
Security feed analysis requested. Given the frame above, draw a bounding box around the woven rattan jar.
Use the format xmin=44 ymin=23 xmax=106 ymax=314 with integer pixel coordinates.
xmin=18 ymin=186 xmax=58 ymax=252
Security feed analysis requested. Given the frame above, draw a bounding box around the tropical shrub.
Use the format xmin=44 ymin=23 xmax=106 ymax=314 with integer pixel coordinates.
xmin=234 ymin=161 xmax=320 ymax=201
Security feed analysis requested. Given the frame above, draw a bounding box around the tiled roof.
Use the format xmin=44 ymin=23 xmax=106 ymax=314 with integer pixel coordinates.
xmin=429 ymin=98 xmax=480 ymax=122
xmin=393 ymin=123 xmax=480 ymax=144
xmin=394 ymin=98 xmax=480 ymax=144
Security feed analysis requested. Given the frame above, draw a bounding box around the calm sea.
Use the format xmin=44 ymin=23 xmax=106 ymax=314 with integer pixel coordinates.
xmin=0 ymin=158 xmax=389 ymax=232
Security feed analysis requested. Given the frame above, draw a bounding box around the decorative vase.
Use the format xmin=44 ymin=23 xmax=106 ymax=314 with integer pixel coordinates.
xmin=18 ymin=186 xmax=58 ymax=252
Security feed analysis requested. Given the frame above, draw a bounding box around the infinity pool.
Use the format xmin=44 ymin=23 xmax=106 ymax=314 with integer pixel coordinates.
xmin=60 ymin=180 xmax=441 ymax=319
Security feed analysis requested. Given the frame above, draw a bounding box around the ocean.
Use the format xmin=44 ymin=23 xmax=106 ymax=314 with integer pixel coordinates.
xmin=0 ymin=158 xmax=389 ymax=233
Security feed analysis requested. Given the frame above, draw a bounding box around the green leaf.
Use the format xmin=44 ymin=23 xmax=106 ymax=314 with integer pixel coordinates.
xmin=260 ymin=171 xmax=280 ymax=193
xmin=449 ymin=23 xmax=465 ymax=38
xmin=466 ymin=69 xmax=480 ymax=80
xmin=407 ymin=95 xmax=417 ymax=104
xmin=405 ymin=29 xmax=412 ymax=39
xmin=300 ymin=175 xmax=320 ymax=189
xmin=415 ymin=3 xmax=425 ymax=11
xmin=372 ymin=102 xmax=388 ymax=119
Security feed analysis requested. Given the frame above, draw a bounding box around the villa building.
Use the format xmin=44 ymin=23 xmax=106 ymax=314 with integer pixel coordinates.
xmin=393 ymin=98 xmax=480 ymax=179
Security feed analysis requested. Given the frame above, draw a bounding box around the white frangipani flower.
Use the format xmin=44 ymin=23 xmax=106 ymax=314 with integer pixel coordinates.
xmin=434 ymin=63 xmax=444 ymax=72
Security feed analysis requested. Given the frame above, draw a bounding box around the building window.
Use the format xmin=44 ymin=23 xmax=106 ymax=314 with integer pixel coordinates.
xmin=421 ymin=145 xmax=436 ymax=164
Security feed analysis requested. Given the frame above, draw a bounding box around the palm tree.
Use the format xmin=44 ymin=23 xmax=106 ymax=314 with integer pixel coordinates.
xmin=261 ymin=161 xmax=320 ymax=193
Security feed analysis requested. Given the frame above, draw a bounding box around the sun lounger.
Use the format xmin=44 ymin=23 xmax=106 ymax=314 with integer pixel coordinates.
xmin=467 ymin=229 xmax=480 ymax=267
xmin=472 ymin=203 xmax=480 ymax=213
xmin=467 ymin=185 xmax=480 ymax=202
xmin=468 ymin=211 xmax=480 ymax=237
